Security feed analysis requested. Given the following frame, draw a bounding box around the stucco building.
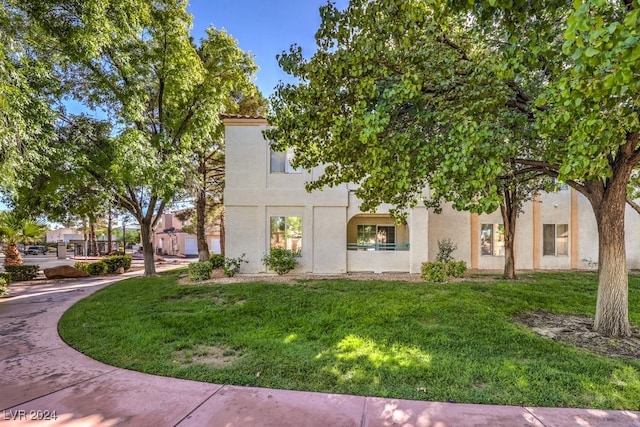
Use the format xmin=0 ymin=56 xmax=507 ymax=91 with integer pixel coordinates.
xmin=153 ymin=211 xmax=221 ymax=257
xmin=223 ymin=115 xmax=640 ymax=274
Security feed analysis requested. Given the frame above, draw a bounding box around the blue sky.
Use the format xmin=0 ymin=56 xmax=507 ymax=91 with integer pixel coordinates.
xmin=187 ymin=0 xmax=348 ymax=97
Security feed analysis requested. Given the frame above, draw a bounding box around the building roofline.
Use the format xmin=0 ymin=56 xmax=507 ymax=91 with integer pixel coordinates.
xmin=221 ymin=114 xmax=268 ymax=126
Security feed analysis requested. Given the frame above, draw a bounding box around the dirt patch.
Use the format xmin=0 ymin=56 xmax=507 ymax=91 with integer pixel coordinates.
xmin=518 ymin=311 xmax=640 ymax=360
xmin=173 ymin=344 xmax=243 ymax=368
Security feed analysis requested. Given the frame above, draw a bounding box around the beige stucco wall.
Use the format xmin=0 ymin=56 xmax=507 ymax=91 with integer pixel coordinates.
xmin=313 ymin=207 xmax=347 ymax=273
xmin=225 ymin=117 xmax=640 ymax=275
xmin=408 ymin=207 xmax=429 ymax=273
xmin=348 ymin=250 xmax=411 ymax=273
xmin=225 ymin=206 xmax=261 ymax=273
xmin=428 ymin=205 xmax=471 ymax=265
xmin=625 ymin=203 xmax=640 ymax=269
xmin=514 ymin=200 xmax=534 ymax=270
xmin=427 ymin=190 xmax=586 ymax=271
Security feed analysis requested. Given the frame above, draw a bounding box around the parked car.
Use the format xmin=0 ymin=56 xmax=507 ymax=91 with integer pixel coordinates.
xmin=25 ymin=245 xmax=48 ymax=255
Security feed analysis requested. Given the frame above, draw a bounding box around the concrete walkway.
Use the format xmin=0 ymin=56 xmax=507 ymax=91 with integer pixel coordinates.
xmin=1 ymin=270 xmax=639 ymax=427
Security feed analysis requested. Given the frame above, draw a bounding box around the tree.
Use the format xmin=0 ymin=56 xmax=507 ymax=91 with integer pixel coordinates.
xmin=10 ymin=116 xmax=115 ymax=258
xmin=0 ymin=3 xmax=57 ymax=193
xmin=267 ymin=0 xmax=640 ymax=337
xmin=9 ymin=1 xmax=258 ymax=276
xmin=188 ymin=92 xmax=265 ymax=262
xmin=0 ymin=211 xmax=46 ymax=266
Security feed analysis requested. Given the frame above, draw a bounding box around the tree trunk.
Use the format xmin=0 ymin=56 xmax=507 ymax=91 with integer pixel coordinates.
xmin=4 ymin=243 xmax=23 ymax=266
xmin=89 ymin=221 xmax=98 ymax=256
xmin=592 ymin=196 xmax=631 ymax=337
xmin=107 ymin=207 xmax=113 ymax=254
xmin=500 ymin=190 xmax=518 ymax=280
xmin=196 ymin=187 xmax=210 ymax=262
xmin=220 ymin=208 xmax=226 ymax=256
xmin=139 ymin=218 xmax=157 ymax=277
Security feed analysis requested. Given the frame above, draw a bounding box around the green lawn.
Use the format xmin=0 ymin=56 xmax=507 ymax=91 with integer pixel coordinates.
xmin=58 ymin=272 xmax=640 ymax=409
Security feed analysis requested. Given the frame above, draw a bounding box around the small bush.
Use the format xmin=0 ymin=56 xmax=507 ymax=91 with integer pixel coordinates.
xmin=75 ymin=261 xmax=90 ymax=273
xmin=0 ymin=277 xmax=7 ymax=296
xmin=188 ymin=261 xmax=213 ymax=281
xmin=103 ymin=255 xmax=133 ymax=274
xmin=261 ymin=247 xmax=299 ymax=275
xmin=224 ymin=254 xmax=248 ymax=277
xmin=0 ymin=272 xmax=12 ymax=284
xmin=436 ymin=238 xmax=457 ymax=263
xmin=5 ymin=265 xmax=39 ymax=281
xmin=86 ymin=261 xmax=108 ymax=276
xmin=420 ymin=261 xmax=448 ymax=283
xmin=209 ymin=254 xmax=225 ymax=270
xmin=447 ymin=260 xmax=467 ymax=278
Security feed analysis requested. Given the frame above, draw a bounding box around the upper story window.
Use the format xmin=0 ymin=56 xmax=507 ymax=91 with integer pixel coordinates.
xmin=270 ymin=146 xmax=301 ymax=174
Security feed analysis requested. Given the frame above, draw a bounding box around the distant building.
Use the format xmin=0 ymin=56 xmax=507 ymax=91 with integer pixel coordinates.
xmin=46 ymin=227 xmax=83 ymax=244
xmin=153 ymin=211 xmax=221 ymax=257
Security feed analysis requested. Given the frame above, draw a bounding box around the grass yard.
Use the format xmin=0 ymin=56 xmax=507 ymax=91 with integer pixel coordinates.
xmin=58 ymin=271 xmax=640 ymax=409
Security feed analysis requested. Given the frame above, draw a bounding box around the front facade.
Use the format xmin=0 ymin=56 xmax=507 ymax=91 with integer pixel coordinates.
xmin=224 ymin=115 xmax=640 ymax=274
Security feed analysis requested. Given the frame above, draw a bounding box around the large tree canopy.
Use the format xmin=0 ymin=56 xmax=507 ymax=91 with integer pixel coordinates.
xmin=0 ymin=3 xmax=57 ymax=191
xmin=267 ymin=0 xmax=640 ymax=337
xmin=3 ymin=0 xmax=259 ymax=276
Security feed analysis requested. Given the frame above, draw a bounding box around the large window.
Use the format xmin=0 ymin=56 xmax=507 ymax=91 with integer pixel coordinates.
xmin=543 ymin=224 xmax=568 ymax=256
xmin=481 ymin=224 xmax=505 ymax=256
xmin=270 ymin=216 xmax=302 ymax=253
xmin=356 ymin=224 xmax=396 ymax=250
xmin=270 ymin=146 xmax=301 ymax=174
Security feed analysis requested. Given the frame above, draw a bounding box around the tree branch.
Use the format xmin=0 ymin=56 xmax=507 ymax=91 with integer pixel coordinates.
xmin=627 ymin=197 xmax=640 ymax=215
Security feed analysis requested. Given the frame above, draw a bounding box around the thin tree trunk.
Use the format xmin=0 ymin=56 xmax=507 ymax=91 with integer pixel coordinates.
xmin=500 ymin=188 xmax=518 ymax=280
xmin=140 ymin=219 xmax=157 ymax=277
xmin=107 ymin=206 xmax=113 ymax=254
xmin=89 ymin=221 xmax=98 ymax=256
xmin=220 ymin=208 xmax=225 ymax=256
xmin=196 ymin=187 xmax=210 ymax=262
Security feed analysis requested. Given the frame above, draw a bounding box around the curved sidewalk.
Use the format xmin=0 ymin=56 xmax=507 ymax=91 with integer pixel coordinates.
xmin=1 ymin=270 xmax=639 ymax=427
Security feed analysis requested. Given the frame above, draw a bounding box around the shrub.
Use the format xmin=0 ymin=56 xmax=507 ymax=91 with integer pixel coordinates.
xmin=446 ymin=260 xmax=468 ymax=278
xmin=188 ymin=261 xmax=213 ymax=281
xmin=5 ymin=265 xmax=39 ymax=281
xmin=209 ymin=254 xmax=225 ymax=270
xmin=0 ymin=272 xmax=12 ymax=284
xmin=223 ymin=254 xmax=248 ymax=277
xmin=86 ymin=261 xmax=108 ymax=276
xmin=420 ymin=261 xmax=448 ymax=283
xmin=261 ymin=248 xmax=299 ymax=275
xmin=436 ymin=238 xmax=457 ymax=263
xmin=0 ymin=277 xmax=7 ymax=296
xmin=103 ymin=255 xmax=133 ymax=274
xmin=75 ymin=261 xmax=90 ymax=273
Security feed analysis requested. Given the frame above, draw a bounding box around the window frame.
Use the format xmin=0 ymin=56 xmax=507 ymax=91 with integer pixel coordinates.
xmin=270 ymin=216 xmax=302 ymax=253
xmin=543 ymin=223 xmax=569 ymax=256
xmin=480 ymin=223 xmax=505 ymax=256
xmin=270 ymin=146 xmax=301 ymax=174
xmin=355 ymin=224 xmax=397 ymax=251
